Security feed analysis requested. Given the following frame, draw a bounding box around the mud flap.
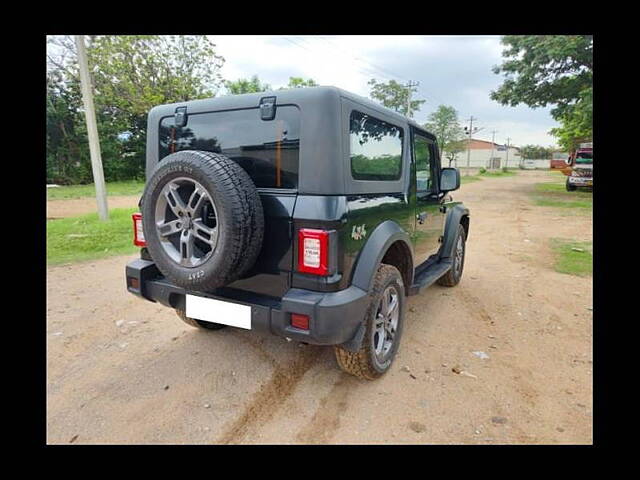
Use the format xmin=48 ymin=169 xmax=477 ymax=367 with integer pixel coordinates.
xmin=339 ymin=321 xmax=366 ymax=353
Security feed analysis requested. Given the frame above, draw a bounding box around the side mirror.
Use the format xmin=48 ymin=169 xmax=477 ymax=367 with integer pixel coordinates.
xmin=440 ymin=167 xmax=460 ymax=192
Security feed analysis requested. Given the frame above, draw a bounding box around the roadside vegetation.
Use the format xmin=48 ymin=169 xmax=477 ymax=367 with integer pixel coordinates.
xmin=550 ymin=239 xmax=592 ymax=276
xmin=47 ymin=208 xmax=138 ymax=265
xmin=461 ymin=168 xmax=517 ymax=185
xmin=531 ymin=181 xmax=592 ymax=211
xmin=47 ymin=180 xmax=145 ymax=200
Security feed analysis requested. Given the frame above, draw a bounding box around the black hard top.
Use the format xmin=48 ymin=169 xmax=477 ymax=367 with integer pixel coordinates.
xmin=146 ymin=86 xmax=436 ymax=194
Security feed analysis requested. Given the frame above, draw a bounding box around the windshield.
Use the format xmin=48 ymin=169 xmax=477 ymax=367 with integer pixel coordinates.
xmin=576 ymin=152 xmax=592 ymax=164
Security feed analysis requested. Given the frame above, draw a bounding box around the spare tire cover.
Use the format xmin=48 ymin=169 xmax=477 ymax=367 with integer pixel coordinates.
xmin=141 ymin=150 xmax=264 ymax=291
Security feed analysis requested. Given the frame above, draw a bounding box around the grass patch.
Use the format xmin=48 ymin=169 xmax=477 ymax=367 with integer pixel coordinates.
xmin=461 ymin=175 xmax=482 ymax=184
xmin=479 ymin=169 xmax=517 ymax=178
xmin=47 ymin=180 xmax=145 ymax=200
xmin=550 ymin=239 xmax=592 ymax=277
xmin=47 ymin=207 xmax=139 ymax=265
xmin=531 ymin=181 xmax=592 ymax=211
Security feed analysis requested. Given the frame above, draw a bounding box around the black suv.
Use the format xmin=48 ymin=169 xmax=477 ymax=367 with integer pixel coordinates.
xmin=126 ymin=86 xmax=470 ymax=380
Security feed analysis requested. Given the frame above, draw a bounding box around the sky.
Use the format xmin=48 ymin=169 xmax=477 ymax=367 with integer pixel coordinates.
xmin=209 ymin=35 xmax=559 ymax=148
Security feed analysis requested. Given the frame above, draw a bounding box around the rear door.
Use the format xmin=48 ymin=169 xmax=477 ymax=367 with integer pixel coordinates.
xmin=412 ymin=130 xmax=445 ymax=267
xmin=158 ymin=105 xmax=301 ymax=298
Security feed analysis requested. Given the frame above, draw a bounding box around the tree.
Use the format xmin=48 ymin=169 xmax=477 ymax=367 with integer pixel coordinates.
xmin=281 ymin=77 xmax=318 ymax=89
xmin=46 ymin=35 xmax=225 ymax=183
xmin=424 ymin=105 xmax=465 ymax=166
xmin=520 ymin=145 xmax=554 ymax=160
xmin=490 ymin=35 xmax=592 ymax=150
xmin=368 ymin=79 xmax=425 ymax=117
xmin=225 ymin=75 xmax=271 ymax=94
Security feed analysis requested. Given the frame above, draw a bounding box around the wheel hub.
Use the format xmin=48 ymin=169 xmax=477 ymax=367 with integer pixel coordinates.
xmin=153 ymin=177 xmax=219 ymax=268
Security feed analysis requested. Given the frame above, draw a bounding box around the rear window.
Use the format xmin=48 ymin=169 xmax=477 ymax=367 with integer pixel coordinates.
xmin=350 ymin=111 xmax=403 ymax=181
xmin=159 ymin=106 xmax=300 ymax=189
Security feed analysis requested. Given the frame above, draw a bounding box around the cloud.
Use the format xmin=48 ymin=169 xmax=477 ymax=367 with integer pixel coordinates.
xmin=210 ymin=35 xmax=560 ymax=147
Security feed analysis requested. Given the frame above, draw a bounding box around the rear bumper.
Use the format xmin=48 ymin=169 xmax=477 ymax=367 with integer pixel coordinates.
xmin=125 ymin=259 xmax=369 ymax=346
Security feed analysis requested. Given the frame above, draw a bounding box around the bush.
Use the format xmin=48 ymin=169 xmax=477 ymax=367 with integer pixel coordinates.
xmin=479 ymin=167 xmax=487 ymax=174
xmin=502 ymin=166 xmax=508 ymax=173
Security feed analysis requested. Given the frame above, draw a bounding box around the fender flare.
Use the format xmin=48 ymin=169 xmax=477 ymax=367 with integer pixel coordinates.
xmin=440 ymin=204 xmax=470 ymax=260
xmin=340 ymin=220 xmax=413 ymax=353
xmin=351 ymin=220 xmax=414 ymax=293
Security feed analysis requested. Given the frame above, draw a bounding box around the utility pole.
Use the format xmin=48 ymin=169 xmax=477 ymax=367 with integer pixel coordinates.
xmin=505 ymin=137 xmax=511 ymax=169
xmin=489 ymin=129 xmax=498 ymax=169
xmin=75 ymin=35 xmax=109 ymax=221
xmin=463 ymin=117 xmax=483 ymax=176
xmin=464 ymin=116 xmax=474 ymax=176
xmin=405 ymin=80 xmax=419 ymax=118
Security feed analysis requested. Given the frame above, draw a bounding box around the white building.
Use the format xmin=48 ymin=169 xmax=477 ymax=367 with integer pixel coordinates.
xmin=451 ymin=139 xmax=521 ymax=169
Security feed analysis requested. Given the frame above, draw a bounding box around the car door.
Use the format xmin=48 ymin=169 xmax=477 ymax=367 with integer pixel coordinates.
xmin=412 ymin=130 xmax=446 ymax=267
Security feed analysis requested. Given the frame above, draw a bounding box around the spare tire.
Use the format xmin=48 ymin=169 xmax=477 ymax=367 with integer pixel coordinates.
xmin=141 ymin=150 xmax=264 ymax=291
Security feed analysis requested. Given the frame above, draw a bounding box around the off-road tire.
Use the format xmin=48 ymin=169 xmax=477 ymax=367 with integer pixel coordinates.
xmin=437 ymin=224 xmax=466 ymax=287
xmin=175 ymin=310 xmax=227 ymax=330
xmin=141 ymin=150 xmax=264 ymax=291
xmin=566 ymin=180 xmax=577 ymax=192
xmin=334 ymin=264 xmax=405 ymax=380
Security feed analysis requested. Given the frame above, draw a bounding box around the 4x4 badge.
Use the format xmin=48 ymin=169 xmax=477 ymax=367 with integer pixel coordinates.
xmin=351 ymin=224 xmax=367 ymax=240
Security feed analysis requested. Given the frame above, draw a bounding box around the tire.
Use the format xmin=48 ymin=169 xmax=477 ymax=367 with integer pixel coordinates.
xmin=566 ymin=180 xmax=577 ymax=191
xmin=437 ymin=224 xmax=466 ymax=287
xmin=141 ymin=151 xmax=264 ymax=291
xmin=176 ymin=310 xmax=226 ymax=330
xmin=334 ymin=264 xmax=405 ymax=380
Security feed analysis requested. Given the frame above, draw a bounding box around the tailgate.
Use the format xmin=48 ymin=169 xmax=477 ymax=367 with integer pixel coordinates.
xmin=225 ymin=191 xmax=297 ymax=298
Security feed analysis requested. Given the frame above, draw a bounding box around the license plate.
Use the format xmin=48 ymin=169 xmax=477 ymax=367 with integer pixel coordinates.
xmin=185 ymin=294 xmax=251 ymax=329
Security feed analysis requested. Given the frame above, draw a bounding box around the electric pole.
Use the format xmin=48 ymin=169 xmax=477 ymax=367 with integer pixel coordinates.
xmin=505 ymin=137 xmax=511 ymax=169
xmin=463 ymin=117 xmax=483 ymax=176
xmin=489 ymin=129 xmax=498 ymax=169
xmin=75 ymin=35 xmax=109 ymax=221
xmin=405 ymin=81 xmax=419 ymax=118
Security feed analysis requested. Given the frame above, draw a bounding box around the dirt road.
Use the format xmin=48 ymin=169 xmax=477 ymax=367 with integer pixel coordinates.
xmin=46 ymin=171 xmax=592 ymax=444
xmin=47 ymin=195 xmax=140 ymax=219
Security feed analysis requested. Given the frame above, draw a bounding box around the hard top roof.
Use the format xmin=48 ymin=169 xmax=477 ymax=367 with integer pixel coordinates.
xmin=152 ymin=85 xmax=428 ymax=132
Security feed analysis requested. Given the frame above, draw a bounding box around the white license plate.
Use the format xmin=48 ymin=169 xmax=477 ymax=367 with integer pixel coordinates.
xmin=185 ymin=294 xmax=251 ymax=329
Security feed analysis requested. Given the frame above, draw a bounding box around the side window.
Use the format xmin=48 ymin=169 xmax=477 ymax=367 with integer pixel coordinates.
xmin=350 ymin=111 xmax=403 ymax=181
xmin=414 ymin=134 xmax=432 ymax=193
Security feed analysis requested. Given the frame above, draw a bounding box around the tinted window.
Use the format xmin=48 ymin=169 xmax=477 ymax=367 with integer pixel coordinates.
xmin=414 ymin=134 xmax=432 ymax=192
xmin=350 ymin=111 xmax=403 ymax=181
xmin=159 ymin=106 xmax=300 ymax=189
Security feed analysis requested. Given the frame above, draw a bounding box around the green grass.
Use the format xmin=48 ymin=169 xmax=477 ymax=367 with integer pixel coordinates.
xmin=550 ymin=239 xmax=592 ymax=277
xmin=47 ymin=180 xmax=145 ymax=200
xmin=47 ymin=207 xmax=139 ymax=265
xmin=479 ymin=169 xmax=517 ymax=178
xmin=531 ymin=181 xmax=592 ymax=211
xmin=460 ymin=175 xmax=482 ymax=184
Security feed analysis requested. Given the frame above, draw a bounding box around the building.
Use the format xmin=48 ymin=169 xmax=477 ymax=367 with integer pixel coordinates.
xmin=454 ymin=139 xmax=521 ymax=169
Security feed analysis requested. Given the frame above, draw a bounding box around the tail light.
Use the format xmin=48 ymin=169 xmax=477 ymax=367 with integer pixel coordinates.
xmin=298 ymin=228 xmax=329 ymax=275
xmin=132 ymin=213 xmax=146 ymax=247
xmin=290 ymin=313 xmax=309 ymax=330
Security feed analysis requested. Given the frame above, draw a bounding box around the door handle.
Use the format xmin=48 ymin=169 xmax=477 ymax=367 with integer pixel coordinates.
xmin=417 ymin=212 xmax=427 ymax=224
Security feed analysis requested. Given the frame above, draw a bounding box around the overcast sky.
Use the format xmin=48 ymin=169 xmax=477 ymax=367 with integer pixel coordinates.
xmin=210 ymin=35 xmax=559 ymax=148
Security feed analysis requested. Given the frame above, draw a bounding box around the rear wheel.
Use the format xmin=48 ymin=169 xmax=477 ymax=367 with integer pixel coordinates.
xmin=566 ymin=180 xmax=577 ymax=191
xmin=175 ymin=310 xmax=226 ymax=330
xmin=334 ymin=264 xmax=405 ymax=380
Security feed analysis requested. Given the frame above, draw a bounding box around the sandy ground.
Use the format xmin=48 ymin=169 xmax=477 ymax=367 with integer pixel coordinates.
xmin=46 ymin=170 xmax=592 ymax=444
xmin=47 ymin=195 xmax=141 ymax=219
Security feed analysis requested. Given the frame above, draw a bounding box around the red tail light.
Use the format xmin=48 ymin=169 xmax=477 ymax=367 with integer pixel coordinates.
xmin=298 ymin=228 xmax=329 ymax=275
xmin=132 ymin=213 xmax=146 ymax=247
xmin=290 ymin=313 xmax=309 ymax=330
